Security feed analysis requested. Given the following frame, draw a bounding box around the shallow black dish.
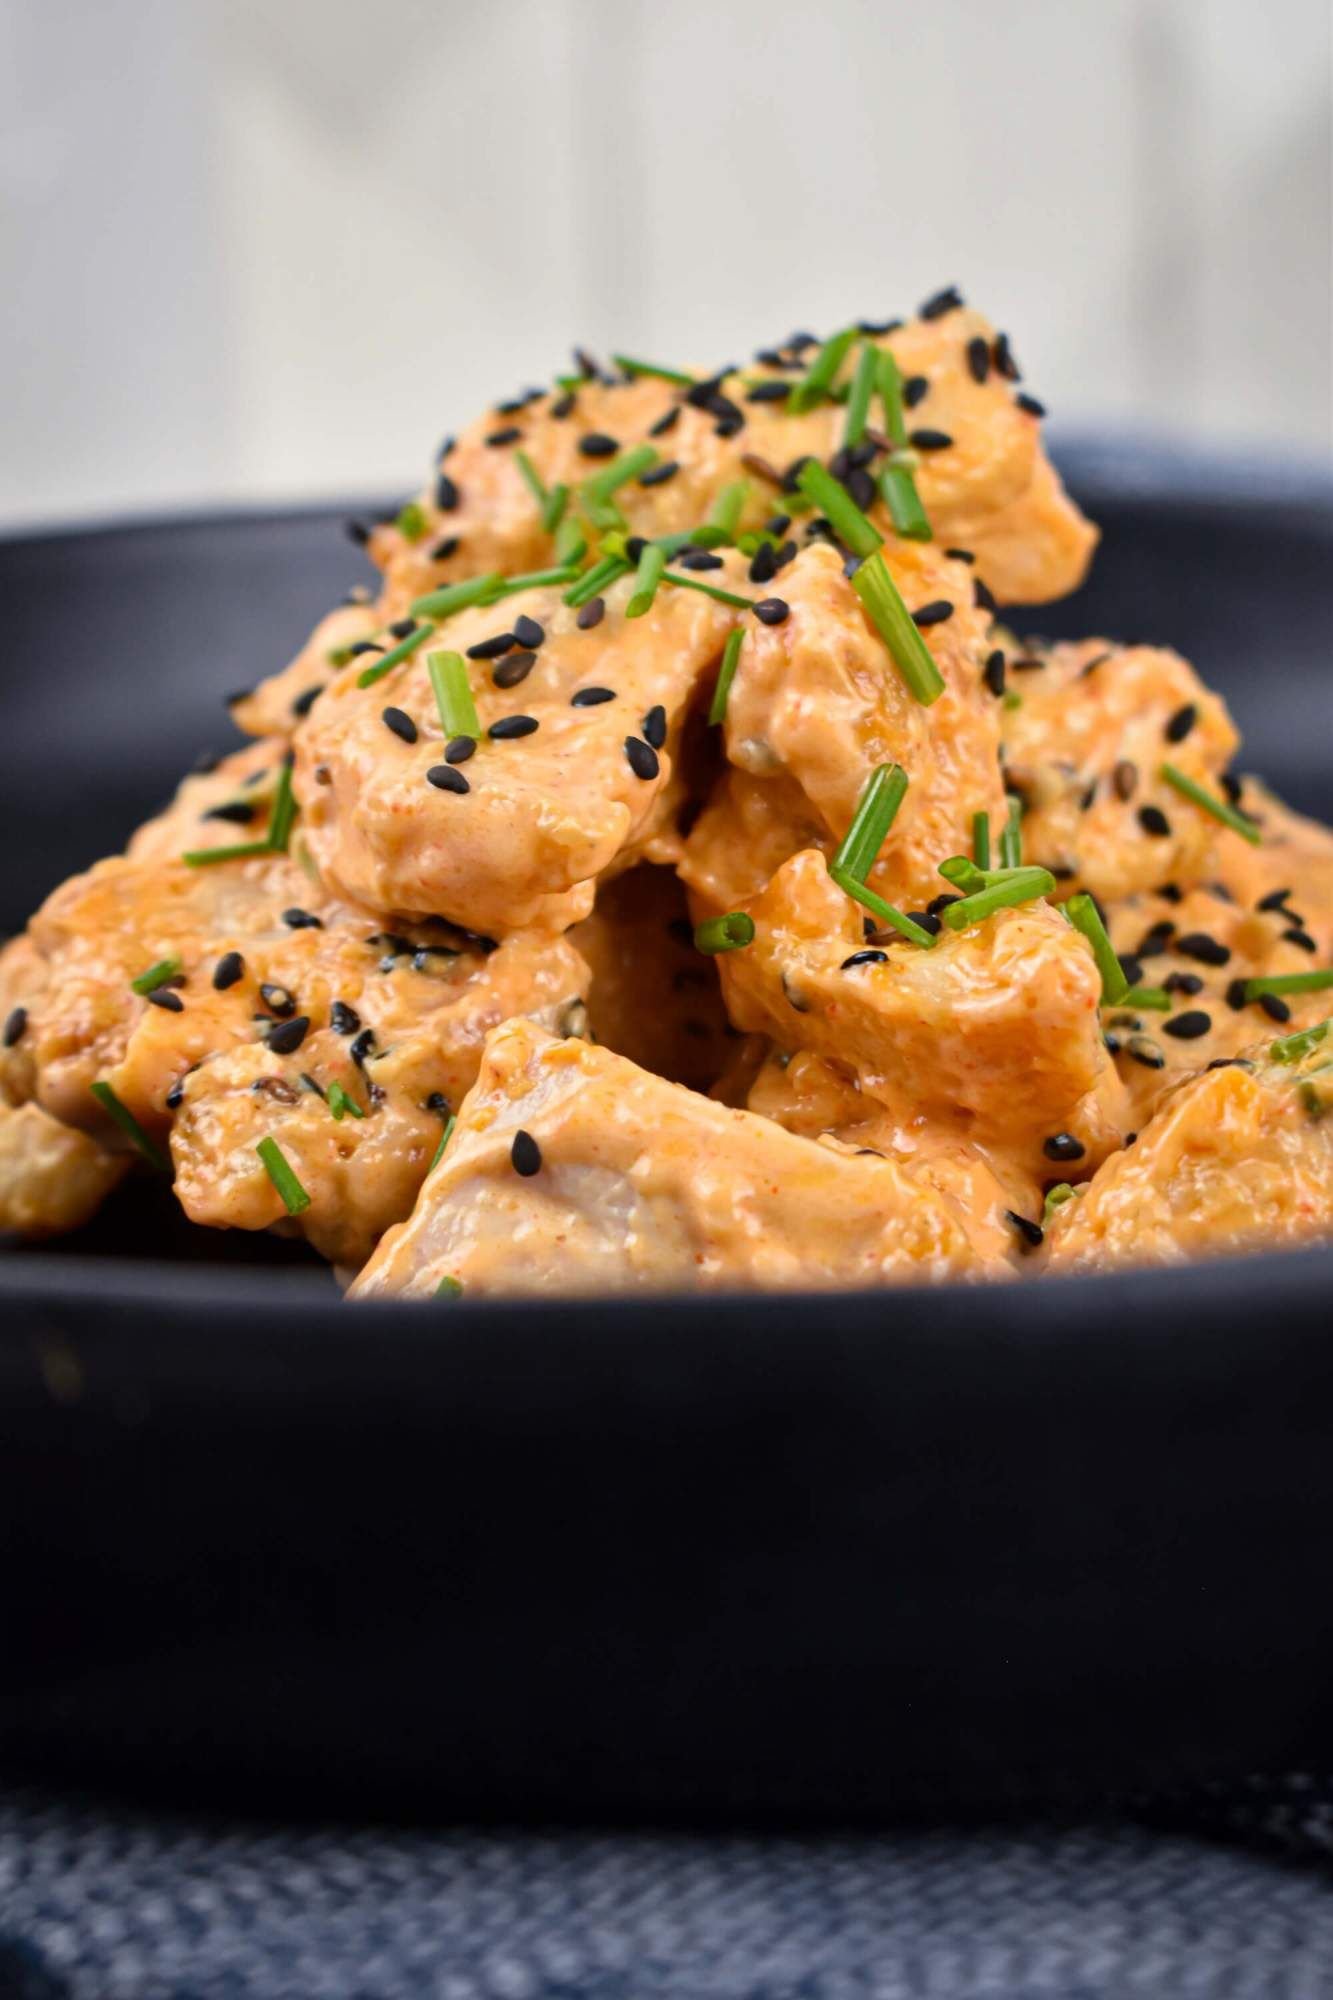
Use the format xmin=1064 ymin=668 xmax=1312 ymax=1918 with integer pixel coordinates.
xmin=1 ymin=441 xmax=1330 ymax=1821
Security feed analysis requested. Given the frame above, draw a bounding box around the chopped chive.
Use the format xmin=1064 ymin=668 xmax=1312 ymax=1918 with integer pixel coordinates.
xmin=1160 ymin=763 xmax=1261 ymax=844
xmin=356 ymin=620 xmax=435 ymax=689
xmin=395 ymin=501 xmax=428 ymax=542
xmin=1245 ymin=969 xmax=1333 ymax=1001
xmin=998 ymin=794 xmax=1023 ymax=869
xmin=850 ymin=553 xmax=946 ymax=704
xmin=842 ymin=342 xmax=880 ymax=448
xmin=515 ymin=450 xmax=547 ymax=508
xmin=266 ymin=756 xmax=297 ymax=852
xmin=938 ymin=854 xmax=987 ymax=894
xmin=876 ymin=350 xmax=932 ymax=540
xmin=788 ymin=325 xmax=857 ymax=413
xmin=435 ymin=1274 xmax=465 ymax=1298
xmin=661 ymin=569 xmax=754 ymax=610
xmin=694 ymin=912 xmax=756 ymax=955
xmin=1065 ymin=891 xmax=1129 ymax=1004
xmin=1043 ymin=1183 xmax=1077 ymax=1223
xmin=941 ymin=866 xmax=1056 ymax=930
xmin=625 ymin=541 xmax=666 ymax=619
xmin=611 ymin=354 xmax=694 ymax=386
xmin=1271 ymin=1019 xmax=1330 ymax=1064
xmin=796 ymin=460 xmax=882 ymax=559
xmin=430 ymin=1112 xmax=457 ymax=1171
xmin=1299 ymin=1076 xmax=1332 ymax=1119
xmin=972 ymin=811 xmax=991 ymax=869
xmin=90 ymin=1081 xmax=170 ymax=1172
xmin=564 ymin=554 xmax=630 ymax=607
xmin=552 ymin=514 xmax=586 ymax=566
xmin=428 ymin=650 xmax=480 ymax=740
xmin=829 ymin=866 xmax=936 ymax=948
xmin=691 ymin=480 xmax=750 ymax=548
xmin=326 ymin=1081 xmax=365 ymax=1121
xmin=876 ymin=347 xmax=910 ymax=450
xmin=708 ymin=628 xmax=745 ymax=725
xmin=256 ymin=1135 xmax=310 ymax=1215
xmin=831 ymin=764 xmax=910 ymax=883
xmin=131 ymin=955 xmax=183 ymax=996
xmin=1121 ymin=985 xmax=1172 ymax=1012
xmin=489 ymin=564 xmax=582 ymax=598
xmin=182 ymin=839 xmax=273 ymax=867
xmin=541 ymin=481 xmax=570 ymax=535
xmin=409 ymin=572 xmax=505 ymax=620
xmin=584 ymin=443 xmax=659 ymax=503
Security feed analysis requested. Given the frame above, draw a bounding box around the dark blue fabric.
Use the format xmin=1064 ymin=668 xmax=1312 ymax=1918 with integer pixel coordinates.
xmin=2 ymin=1786 xmax=1333 ymax=1999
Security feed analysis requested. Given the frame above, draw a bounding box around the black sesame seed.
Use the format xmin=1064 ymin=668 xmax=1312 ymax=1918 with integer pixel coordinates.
xmin=676 ymin=548 xmax=723 ymax=571
xmin=299 ymin=1072 xmax=325 ymax=1099
xmin=512 ymin=614 xmax=545 ymax=649
xmin=425 ymin=1092 xmax=451 ymax=1116
xmin=1165 ymin=703 xmax=1198 ymax=743
xmin=1005 ymin=1208 xmax=1044 ymax=1250
xmin=291 ymin=683 xmax=323 ymax=718
xmin=330 ymin=1001 xmax=361 ymax=1035
xmin=983 ymin=649 xmax=1007 ymax=697
xmin=749 ymin=543 xmax=779 ymax=585
xmin=1015 ymin=392 xmax=1047 ymax=418
xmin=488 ymin=715 xmax=539 ymax=740
xmin=625 ymin=736 xmax=660 ymax=780
xmin=144 ymin=987 xmax=183 ymax=1012
xmin=444 ymin=735 xmax=477 ymax=764
xmin=1163 ymin=1010 xmax=1212 ymax=1040
xmin=1126 ymin=1035 xmax=1166 ymax=1068
xmin=641 ymin=704 xmax=667 ymax=750
xmin=905 ymin=910 xmax=943 ymax=936
xmin=575 ymin=598 xmax=605 ymax=631
xmin=467 ymin=631 xmax=515 ymax=660
xmin=911 ymin=599 xmax=954 ymax=627
xmin=282 ymin=907 xmax=324 ymax=931
xmin=550 ymin=392 xmax=575 ymax=420
xmin=973 ymin=576 xmax=997 ymax=614
xmin=966 ymin=336 xmax=990 ymax=384
xmin=260 ymin=983 xmax=295 ymax=1018
xmin=1224 ymin=978 xmax=1249 ymax=1011
xmin=7 ymin=1003 xmax=31 ymax=1046
xmin=1043 ymin=1132 xmax=1086 ymax=1163
xmin=747 ymin=379 xmax=793 ymax=405
xmin=648 ymin=406 xmax=680 ymax=437
xmin=572 ymin=686 xmax=615 ymax=707
xmin=1175 ymin=931 xmax=1230 ymax=966
xmin=430 ymin=534 xmax=460 ymax=562
xmin=920 ymin=284 xmax=964 ymax=320
xmin=267 ymin=1015 xmax=310 ymax=1055
xmin=578 ymin=432 xmax=618 ymax=458
xmin=165 ymin=1078 xmax=186 ymax=1110
xmin=382 ymin=706 xmax=418 ymax=744
xmin=902 ymin=375 xmax=929 ymax=409
xmin=511 ymin=1129 xmax=542 ymax=1177
xmin=212 ymin=951 xmax=244 ymax=991
xmin=492 ymin=650 xmax=537 ymax=689
xmin=625 ymin=537 xmax=648 ymax=563
xmin=203 ymin=800 xmax=256 ymax=825
xmin=434 ymin=472 xmax=459 ymax=511
xmin=486 ymin=426 xmax=521 ymax=446
xmin=1117 ymin=954 xmax=1145 ymax=988
xmin=1283 ymin=927 xmax=1318 ymax=953
xmin=993 ymin=332 xmax=1021 ymax=380
xmin=1138 ymin=804 xmax=1172 ymax=836
xmin=427 ymin=765 xmax=471 ymax=794
xmin=753 ymin=597 xmax=790 ymax=626
xmin=388 ymin=617 xmax=416 ymax=640
xmin=344 ymin=519 xmax=371 ymax=546
xmin=840 ymin=949 xmax=888 ymax=970
xmin=349 ymin=1028 xmax=376 ymax=1067
xmin=348 ymin=641 xmax=383 ymax=658
xmin=909 ymin=428 xmax=954 ymax=451
xmin=1257 ymin=887 xmax=1293 ymax=912
xmin=1163 ymin=972 xmax=1203 ymax=996
xmin=1260 ymin=993 xmax=1292 ymax=1022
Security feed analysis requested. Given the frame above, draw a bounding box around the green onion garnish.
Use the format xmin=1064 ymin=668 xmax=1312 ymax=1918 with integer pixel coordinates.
xmin=583 ymin=443 xmax=659 ymax=503
xmin=429 ymin=1112 xmax=457 ymax=1172
xmin=972 ymin=811 xmax=991 ymax=869
xmin=849 ymin=552 xmax=946 ymax=705
xmin=875 ymin=350 xmax=931 ymax=540
xmin=130 ymin=955 xmax=182 ymax=996
xmin=409 ymin=572 xmax=505 ymax=620
xmin=489 ymin=564 xmax=582 ymax=599
xmin=182 ymin=839 xmax=273 ymax=868
xmin=611 ymin=354 xmax=694 ymax=386
xmin=940 ymin=866 xmax=1056 ymax=931
xmin=693 ymin=912 xmax=756 ymax=955
xmin=256 ymin=1135 xmax=310 ymax=1215
xmin=1160 ymin=763 xmax=1261 ymax=845
xmin=796 ymin=459 xmax=882 ymax=559
xmin=1121 ymin=985 xmax=1172 ymax=1012
xmin=832 ymin=764 xmax=910 ymax=883
xmin=691 ymin=480 xmax=750 ymax=548
xmin=788 ymin=325 xmax=857 ymax=414
xmin=90 ymin=1081 xmax=170 ymax=1172
xmin=541 ymin=482 xmax=570 ymax=535
xmin=564 ymin=554 xmax=630 ymax=608
xmin=937 ymin=855 xmax=987 ymax=894
xmin=708 ymin=628 xmax=745 ymax=725
xmin=356 ymin=620 xmax=435 ymax=690
xmin=1244 ymin=969 xmax=1333 ymax=1001
xmin=998 ymin=794 xmax=1023 ymax=869
xmin=1064 ymin=891 xmax=1129 ymax=1004
xmin=661 ymin=570 xmax=754 ymax=610
xmin=552 ymin=514 xmax=586 ymax=566
xmin=842 ymin=342 xmax=879 ymax=449
xmin=435 ymin=1274 xmax=465 ymax=1298
xmin=326 ymin=1081 xmax=365 ymax=1121
xmin=626 ymin=542 xmax=667 ymax=619
xmin=1271 ymin=1019 xmax=1329 ymax=1064
xmin=266 ymin=756 xmax=297 ymax=852
xmin=396 ymin=501 xmax=428 ymax=542
xmin=1300 ymin=1075 xmax=1332 ymax=1119
xmin=515 ymin=450 xmax=547 ymax=508
xmin=876 ymin=347 xmax=910 ymax=451
xmin=828 ymin=867 xmax=936 ymax=948
xmin=428 ymin=650 xmax=480 ymax=741
xmin=1043 ymin=1183 xmax=1077 ymax=1223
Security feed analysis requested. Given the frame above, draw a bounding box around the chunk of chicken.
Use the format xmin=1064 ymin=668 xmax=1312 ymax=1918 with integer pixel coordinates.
xmin=293 ymin=568 xmax=736 ymax=935
xmin=0 ymin=1101 xmax=128 ymax=1240
xmin=351 ymin=1018 xmax=997 ymax=1299
xmin=999 ymin=640 xmax=1238 ymax=902
xmin=716 ymin=848 xmax=1129 ymax=1177
xmin=367 ymin=307 xmax=1094 ymax=624
xmin=1047 ymin=1041 xmax=1333 ymax=1272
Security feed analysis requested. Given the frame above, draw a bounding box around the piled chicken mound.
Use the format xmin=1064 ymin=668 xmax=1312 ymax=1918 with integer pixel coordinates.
xmin=3 ymin=292 xmax=1331 ymax=1294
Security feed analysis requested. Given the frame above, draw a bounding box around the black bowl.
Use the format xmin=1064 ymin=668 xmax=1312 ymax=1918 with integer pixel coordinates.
xmin=1 ymin=441 xmax=1330 ymax=1822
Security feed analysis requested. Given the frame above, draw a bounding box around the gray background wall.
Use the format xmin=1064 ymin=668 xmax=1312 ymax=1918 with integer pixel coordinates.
xmin=2 ymin=0 xmax=1329 ymax=529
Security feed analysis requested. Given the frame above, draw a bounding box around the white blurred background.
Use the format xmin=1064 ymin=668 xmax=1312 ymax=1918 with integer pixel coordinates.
xmin=2 ymin=0 xmax=1329 ymax=529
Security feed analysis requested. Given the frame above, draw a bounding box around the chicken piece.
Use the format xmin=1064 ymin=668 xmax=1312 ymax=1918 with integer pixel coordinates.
xmin=1047 ymin=1039 xmax=1333 ymax=1272
xmin=999 ymin=639 xmax=1239 ymax=902
xmin=0 ymin=1101 xmax=129 ymax=1240
xmin=128 ymin=738 xmax=292 ymax=862
xmin=1207 ymin=779 xmax=1333 ymax=955
xmin=678 ymin=767 xmax=826 ymax=915
xmin=293 ymin=566 xmax=735 ymax=935
xmin=365 ymin=306 xmax=1094 ymax=626
xmin=567 ymin=864 xmax=736 ymax=1092
xmin=229 ymin=601 xmax=380 ymax=743
xmin=716 ymin=849 xmax=1129 ymax=1177
xmin=747 ymin=1047 xmax=1044 ymax=1267
xmin=1102 ymin=879 xmax=1331 ymax=1128
xmin=351 ymin=1018 xmax=996 ymax=1299
xmin=698 ymin=539 xmax=1004 ymax=913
